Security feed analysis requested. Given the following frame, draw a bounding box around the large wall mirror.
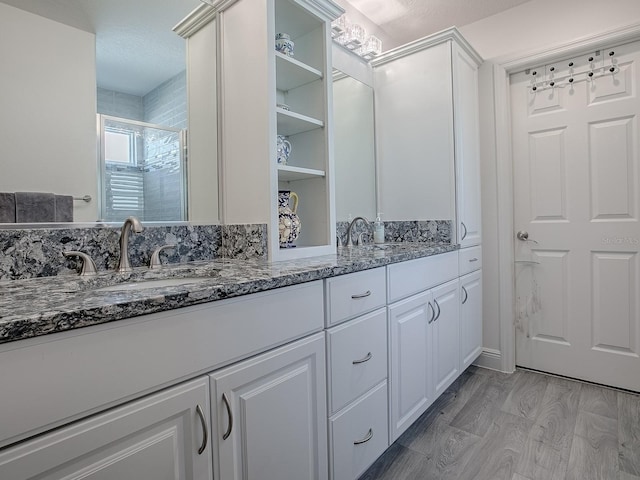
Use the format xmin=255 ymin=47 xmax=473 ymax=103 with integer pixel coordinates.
xmin=332 ymin=46 xmax=377 ymax=223
xmin=0 ymin=0 xmax=218 ymax=226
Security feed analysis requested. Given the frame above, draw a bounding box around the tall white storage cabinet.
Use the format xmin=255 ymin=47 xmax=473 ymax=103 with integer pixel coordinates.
xmin=210 ymin=0 xmax=342 ymax=260
xmin=372 ymin=28 xmax=482 ymax=244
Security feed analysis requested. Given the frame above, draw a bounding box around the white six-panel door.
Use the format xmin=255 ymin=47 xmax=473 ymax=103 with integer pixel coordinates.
xmin=511 ymin=41 xmax=640 ymax=391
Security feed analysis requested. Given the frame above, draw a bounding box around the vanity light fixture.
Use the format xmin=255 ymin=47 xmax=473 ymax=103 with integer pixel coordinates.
xmin=331 ymin=14 xmax=382 ymax=62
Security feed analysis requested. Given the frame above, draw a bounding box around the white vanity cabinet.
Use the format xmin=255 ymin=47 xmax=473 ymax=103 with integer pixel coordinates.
xmin=0 ymin=281 xmax=326 ymax=479
xmin=0 ymin=377 xmax=213 ymax=480
xmin=324 ymin=268 xmax=389 ymax=480
xmin=387 ymin=252 xmax=461 ymax=442
xmin=210 ymin=332 xmax=327 ymax=480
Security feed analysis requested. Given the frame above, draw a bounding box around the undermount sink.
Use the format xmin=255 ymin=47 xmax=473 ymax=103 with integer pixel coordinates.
xmin=93 ymin=277 xmax=212 ymax=293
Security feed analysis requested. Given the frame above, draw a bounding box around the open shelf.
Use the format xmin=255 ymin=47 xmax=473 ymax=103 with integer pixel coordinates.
xmin=277 ymin=108 xmax=324 ymax=135
xmin=276 ymin=52 xmax=323 ymax=91
xmin=278 ymin=165 xmax=325 ymax=181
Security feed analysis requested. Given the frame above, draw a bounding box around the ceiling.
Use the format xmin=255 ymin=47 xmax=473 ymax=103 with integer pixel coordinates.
xmin=344 ymin=0 xmax=532 ymax=48
xmin=3 ymin=0 xmax=531 ymax=96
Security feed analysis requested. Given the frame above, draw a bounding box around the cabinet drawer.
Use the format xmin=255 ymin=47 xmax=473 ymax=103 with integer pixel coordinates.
xmin=327 ymin=308 xmax=387 ymax=413
xmin=325 ymin=268 xmax=386 ymax=326
xmin=387 ymin=251 xmax=458 ymax=303
xmin=329 ymin=381 xmax=389 ymax=480
xmin=459 ymin=245 xmax=482 ymax=276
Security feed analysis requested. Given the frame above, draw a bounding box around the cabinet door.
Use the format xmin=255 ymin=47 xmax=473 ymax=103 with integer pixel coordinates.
xmin=431 ymin=279 xmax=461 ymax=397
xmin=388 ymin=291 xmax=434 ymax=443
xmin=375 ymin=41 xmax=456 ymax=223
xmin=460 ymin=270 xmax=483 ymax=370
xmin=0 ymin=377 xmax=212 ymax=480
xmin=210 ymin=333 xmax=327 ymax=480
xmin=453 ymin=43 xmax=482 ymax=247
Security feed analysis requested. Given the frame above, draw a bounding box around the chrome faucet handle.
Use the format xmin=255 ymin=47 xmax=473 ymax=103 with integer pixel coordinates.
xmin=356 ymin=232 xmax=367 ymax=246
xmin=149 ymin=244 xmax=176 ymax=269
xmin=63 ymin=251 xmax=98 ymax=276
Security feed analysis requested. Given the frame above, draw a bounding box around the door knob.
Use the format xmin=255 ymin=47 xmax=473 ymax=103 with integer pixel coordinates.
xmin=517 ymin=231 xmax=539 ymax=244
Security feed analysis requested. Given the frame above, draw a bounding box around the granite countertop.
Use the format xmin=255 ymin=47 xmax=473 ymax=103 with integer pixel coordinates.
xmin=0 ymin=242 xmax=458 ymax=345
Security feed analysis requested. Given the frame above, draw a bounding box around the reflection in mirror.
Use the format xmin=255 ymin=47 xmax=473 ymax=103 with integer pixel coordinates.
xmin=0 ymin=0 xmax=208 ymax=225
xmin=99 ymin=116 xmax=186 ymax=222
xmin=333 ymin=69 xmax=376 ymax=222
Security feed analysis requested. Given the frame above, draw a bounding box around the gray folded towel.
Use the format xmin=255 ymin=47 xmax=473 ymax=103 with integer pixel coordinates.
xmin=15 ymin=192 xmax=56 ymax=223
xmin=54 ymin=195 xmax=74 ymax=222
xmin=0 ymin=193 xmax=16 ymax=223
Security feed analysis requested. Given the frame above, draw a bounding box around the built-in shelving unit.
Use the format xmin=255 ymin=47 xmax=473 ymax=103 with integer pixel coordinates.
xmin=271 ymin=0 xmax=341 ymax=259
xmin=207 ymin=0 xmax=342 ymax=261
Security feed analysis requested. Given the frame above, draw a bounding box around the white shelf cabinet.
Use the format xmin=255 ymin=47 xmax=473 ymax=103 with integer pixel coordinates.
xmin=210 ymin=332 xmax=327 ymax=480
xmin=213 ymin=0 xmax=342 ymax=260
xmin=0 ymin=377 xmax=213 ymax=480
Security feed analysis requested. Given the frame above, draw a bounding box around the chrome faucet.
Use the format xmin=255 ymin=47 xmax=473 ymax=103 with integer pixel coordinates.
xmin=345 ymin=216 xmax=370 ymax=247
xmin=116 ymin=216 xmax=143 ymax=273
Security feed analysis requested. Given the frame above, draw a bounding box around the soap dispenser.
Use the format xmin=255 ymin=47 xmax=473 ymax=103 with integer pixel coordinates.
xmin=373 ymin=213 xmax=385 ymax=244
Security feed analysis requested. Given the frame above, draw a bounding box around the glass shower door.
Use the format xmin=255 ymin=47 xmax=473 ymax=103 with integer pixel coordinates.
xmin=98 ymin=114 xmax=187 ymax=222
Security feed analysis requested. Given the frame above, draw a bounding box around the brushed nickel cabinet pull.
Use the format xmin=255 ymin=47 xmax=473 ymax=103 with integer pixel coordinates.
xmin=196 ymin=404 xmax=208 ymax=455
xmin=222 ymin=393 xmax=233 ymax=441
xmin=461 ymin=222 xmax=468 ymax=240
xmin=462 ymin=286 xmax=469 ymax=304
xmin=352 ymin=352 xmax=372 ymax=364
xmin=434 ymin=299 xmax=441 ymax=321
xmin=354 ymin=428 xmax=374 ymax=445
xmin=351 ymin=290 xmax=372 ymax=299
xmin=428 ymin=302 xmax=435 ymax=324
xmin=469 ymin=257 xmax=478 ymax=262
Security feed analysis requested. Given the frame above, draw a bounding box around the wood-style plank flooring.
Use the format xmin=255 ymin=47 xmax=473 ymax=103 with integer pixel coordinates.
xmin=359 ymin=366 xmax=640 ymax=480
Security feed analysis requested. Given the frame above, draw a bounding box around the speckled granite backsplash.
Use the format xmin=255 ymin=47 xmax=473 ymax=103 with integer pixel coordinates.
xmin=337 ymin=220 xmax=451 ymax=246
xmin=0 ymin=224 xmax=267 ymax=280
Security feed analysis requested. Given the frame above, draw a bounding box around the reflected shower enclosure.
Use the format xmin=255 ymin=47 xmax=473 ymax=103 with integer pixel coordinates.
xmin=98 ymin=115 xmax=187 ymax=222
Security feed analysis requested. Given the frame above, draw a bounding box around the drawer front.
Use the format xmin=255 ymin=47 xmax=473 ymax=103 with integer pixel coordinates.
xmin=325 ymin=268 xmax=386 ymax=326
xmin=387 ymin=251 xmax=458 ymax=303
xmin=329 ymin=381 xmax=389 ymax=480
xmin=459 ymin=245 xmax=482 ymax=276
xmin=327 ymin=308 xmax=387 ymax=413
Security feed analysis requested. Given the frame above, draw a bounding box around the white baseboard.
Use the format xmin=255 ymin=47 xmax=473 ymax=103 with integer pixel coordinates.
xmin=473 ymin=348 xmax=509 ymax=372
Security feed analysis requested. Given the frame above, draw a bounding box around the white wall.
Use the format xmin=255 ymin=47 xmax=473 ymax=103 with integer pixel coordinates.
xmin=458 ymin=0 xmax=640 ymax=368
xmin=0 ymin=3 xmax=98 ymax=222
